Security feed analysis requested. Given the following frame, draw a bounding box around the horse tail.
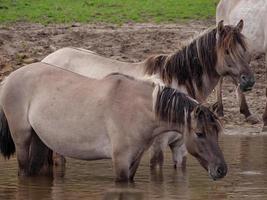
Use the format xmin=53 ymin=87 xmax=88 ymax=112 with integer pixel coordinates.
xmin=0 ymin=108 xmax=15 ymax=159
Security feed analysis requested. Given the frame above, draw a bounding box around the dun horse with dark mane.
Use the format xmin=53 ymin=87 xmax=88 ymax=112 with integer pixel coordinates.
xmin=42 ymin=20 xmax=254 ymax=169
xmin=0 ymin=63 xmax=227 ymax=181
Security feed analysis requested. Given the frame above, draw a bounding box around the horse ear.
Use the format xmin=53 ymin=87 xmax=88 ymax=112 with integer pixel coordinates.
xmin=236 ymin=19 xmax=244 ymax=32
xmin=217 ymin=20 xmax=224 ymax=35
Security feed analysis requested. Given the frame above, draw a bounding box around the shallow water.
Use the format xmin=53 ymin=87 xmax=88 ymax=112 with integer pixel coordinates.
xmin=1 ymin=135 xmax=267 ymax=200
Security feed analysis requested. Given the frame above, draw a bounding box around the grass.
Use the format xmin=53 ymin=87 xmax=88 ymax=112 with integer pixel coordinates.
xmin=0 ymin=0 xmax=219 ymax=24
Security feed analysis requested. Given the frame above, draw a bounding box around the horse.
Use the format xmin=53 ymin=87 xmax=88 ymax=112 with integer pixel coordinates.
xmin=42 ymin=20 xmax=254 ymax=169
xmin=216 ymin=0 xmax=267 ymax=126
xmin=0 ymin=62 xmax=227 ymax=182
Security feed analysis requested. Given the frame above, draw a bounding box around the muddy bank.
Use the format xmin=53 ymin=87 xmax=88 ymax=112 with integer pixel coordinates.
xmin=0 ymin=21 xmax=265 ymax=133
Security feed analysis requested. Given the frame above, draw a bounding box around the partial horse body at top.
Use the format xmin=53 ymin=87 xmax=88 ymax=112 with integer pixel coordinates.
xmin=216 ymin=0 xmax=267 ymax=125
xmin=42 ymin=20 xmax=255 ymax=169
xmin=0 ymin=62 xmax=227 ymax=182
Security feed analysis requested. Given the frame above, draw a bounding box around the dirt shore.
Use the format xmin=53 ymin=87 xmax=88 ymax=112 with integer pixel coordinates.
xmin=0 ymin=21 xmax=265 ymax=134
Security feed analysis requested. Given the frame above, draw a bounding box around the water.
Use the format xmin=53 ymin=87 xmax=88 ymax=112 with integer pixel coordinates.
xmin=1 ymin=135 xmax=267 ymax=200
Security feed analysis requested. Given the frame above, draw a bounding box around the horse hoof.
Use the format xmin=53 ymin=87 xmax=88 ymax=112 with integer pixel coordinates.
xmin=262 ymin=126 xmax=267 ymax=132
xmin=246 ymin=115 xmax=261 ymax=125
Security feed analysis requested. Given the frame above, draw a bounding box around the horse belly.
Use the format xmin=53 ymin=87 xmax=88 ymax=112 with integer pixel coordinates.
xmin=29 ymin=110 xmax=113 ymax=161
xmin=37 ymin=128 xmax=112 ymax=160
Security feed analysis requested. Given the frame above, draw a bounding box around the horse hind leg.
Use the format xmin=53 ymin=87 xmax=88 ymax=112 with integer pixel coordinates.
xmin=53 ymin=152 xmax=66 ymax=167
xmin=28 ymin=130 xmax=53 ymax=176
xmin=14 ymin=130 xmax=32 ymax=176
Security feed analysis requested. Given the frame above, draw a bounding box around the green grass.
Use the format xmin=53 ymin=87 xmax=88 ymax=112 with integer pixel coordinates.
xmin=0 ymin=0 xmax=219 ymax=24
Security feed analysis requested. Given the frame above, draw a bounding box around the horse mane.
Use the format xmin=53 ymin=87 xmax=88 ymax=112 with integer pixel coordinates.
xmin=145 ymin=25 xmax=247 ymax=99
xmin=153 ymin=86 xmax=197 ymax=129
xmin=153 ymin=86 xmax=222 ymax=133
xmin=217 ymin=25 xmax=247 ymax=64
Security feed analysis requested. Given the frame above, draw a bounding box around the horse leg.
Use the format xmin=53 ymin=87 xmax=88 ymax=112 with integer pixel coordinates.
xmin=14 ymin=129 xmax=32 ymax=176
xmin=129 ymin=154 xmax=143 ymax=182
xmin=53 ymin=152 xmax=66 ymax=167
xmin=169 ymin=140 xmax=187 ymax=170
xmin=149 ymin=137 xmax=166 ymax=170
xmin=263 ymin=53 xmax=267 ymax=131
xmin=28 ymin=131 xmax=53 ymax=176
xmin=262 ymin=94 xmax=267 ymax=131
xmin=212 ymin=77 xmax=224 ymax=117
xmin=112 ymin=150 xmax=130 ymax=182
xmin=237 ymin=87 xmax=260 ymax=124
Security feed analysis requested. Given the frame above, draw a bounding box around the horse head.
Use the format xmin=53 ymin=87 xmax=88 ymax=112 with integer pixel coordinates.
xmin=216 ymin=19 xmax=255 ymax=92
xmin=185 ymin=105 xmax=227 ymax=180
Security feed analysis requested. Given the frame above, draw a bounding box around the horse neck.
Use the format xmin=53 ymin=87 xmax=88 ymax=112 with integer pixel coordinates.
xmin=196 ymin=70 xmax=221 ymax=102
xmin=143 ymin=28 xmax=221 ymax=102
xmin=170 ymin=29 xmax=221 ymax=102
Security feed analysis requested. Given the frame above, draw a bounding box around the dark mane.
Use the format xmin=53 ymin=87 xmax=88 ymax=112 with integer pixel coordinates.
xmin=145 ymin=25 xmax=247 ymax=99
xmin=217 ymin=25 xmax=247 ymax=63
xmin=154 ymin=86 xmax=197 ymax=128
xmin=154 ymin=86 xmax=222 ymax=133
xmin=144 ymin=28 xmax=218 ymax=98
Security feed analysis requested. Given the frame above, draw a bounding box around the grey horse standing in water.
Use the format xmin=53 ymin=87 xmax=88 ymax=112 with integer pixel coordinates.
xmin=0 ymin=63 xmax=227 ymax=181
xmin=42 ymin=20 xmax=254 ymax=169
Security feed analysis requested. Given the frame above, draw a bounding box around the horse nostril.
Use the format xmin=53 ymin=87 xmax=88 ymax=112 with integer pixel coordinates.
xmin=216 ymin=166 xmax=224 ymax=176
xmin=241 ymin=74 xmax=247 ymax=82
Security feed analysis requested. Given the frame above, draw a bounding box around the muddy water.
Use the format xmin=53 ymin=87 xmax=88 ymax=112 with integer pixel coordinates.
xmin=1 ymin=134 xmax=267 ymax=200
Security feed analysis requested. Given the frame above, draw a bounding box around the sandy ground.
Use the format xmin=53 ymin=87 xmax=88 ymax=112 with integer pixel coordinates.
xmin=0 ymin=20 xmax=266 ymax=134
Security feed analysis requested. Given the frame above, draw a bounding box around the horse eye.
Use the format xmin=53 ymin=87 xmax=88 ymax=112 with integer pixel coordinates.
xmin=196 ymin=132 xmax=205 ymax=138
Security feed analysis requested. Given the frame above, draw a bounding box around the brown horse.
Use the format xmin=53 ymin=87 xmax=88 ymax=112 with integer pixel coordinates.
xmin=215 ymin=0 xmax=267 ymax=124
xmin=0 ymin=63 xmax=227 ymax=181
xmin=42 ymin=20 xmax=254 ymax=169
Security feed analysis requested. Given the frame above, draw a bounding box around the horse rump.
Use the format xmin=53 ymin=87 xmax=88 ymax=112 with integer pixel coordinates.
xmin=0 ymin=108 xmax=15 ymax=159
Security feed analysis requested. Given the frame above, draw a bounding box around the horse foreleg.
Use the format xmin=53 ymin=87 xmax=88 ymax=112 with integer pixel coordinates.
xmin=263 ymin=91 xmax=267 ymax=131
xmin=129 ymin=154 xmax=143 ymax=182
xmin=112 ymin=150 xmax=130 ymax=182
xmin=149 ymin=141 xmax=164 ymax=170
xmin=212 ymin=77 xmax=224 ymax=117
xmin=169 ymin=140 xmax=187 ymax=169
xmin=237 ymin=86 xmax=260 ymax=124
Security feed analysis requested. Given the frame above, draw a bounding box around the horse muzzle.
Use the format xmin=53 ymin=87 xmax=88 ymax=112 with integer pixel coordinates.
xmin=208 ymin=163 xmax=228 ymax=181
xmin=239 ymin=74 xmax=255 ymax=92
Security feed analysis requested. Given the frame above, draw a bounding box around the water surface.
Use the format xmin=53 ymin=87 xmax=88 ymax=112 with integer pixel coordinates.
xmin=1 ymin=135 xmax=267 ymax=200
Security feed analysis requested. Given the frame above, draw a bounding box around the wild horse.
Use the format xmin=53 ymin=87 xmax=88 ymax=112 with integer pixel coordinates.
xmin=42 ymin=20 xmax=254 ymax=169
xmin=0 ymin=63 xmax=227 ymax=181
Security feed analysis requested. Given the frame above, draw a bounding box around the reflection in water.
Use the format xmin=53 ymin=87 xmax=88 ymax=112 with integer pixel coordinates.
xmin=1 ymin=135 xmax=267 ymax=200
